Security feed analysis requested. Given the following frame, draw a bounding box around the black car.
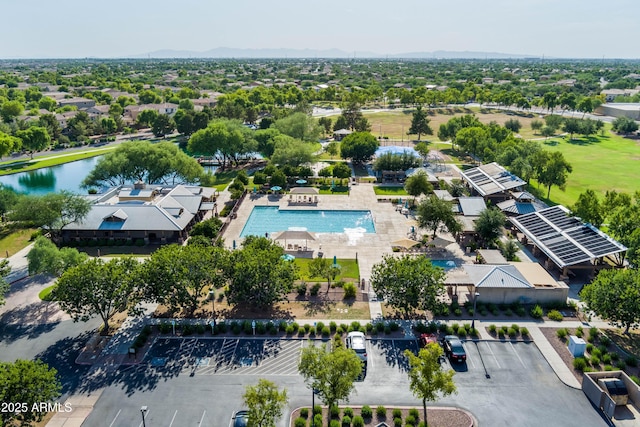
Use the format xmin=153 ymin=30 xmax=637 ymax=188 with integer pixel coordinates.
xmin=442 ymin=335 xmax=466 ymax=363
xmin=231 ymin=410 xmax=249 ymax=427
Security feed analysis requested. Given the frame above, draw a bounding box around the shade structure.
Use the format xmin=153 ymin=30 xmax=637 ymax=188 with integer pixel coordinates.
xmin=391 ymin=238 xmax=420 ymax=249
xmin=281 ymin=254 xmax=296 ymax=261
xmin=274 ymin=230 xmax=316 ymax=241
xmin=271 ymin=186 xmax=282 ymax=191
xmin=290 ymin=187 xmax=319 ymax=195
xmin=429 ymin=236 xmax=455 ymax=248
xmin=296 ymin=179 xmax=307 ymax=184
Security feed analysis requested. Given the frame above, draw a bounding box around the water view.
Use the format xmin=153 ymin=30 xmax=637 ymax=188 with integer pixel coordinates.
xmin=0 ymin=157 xmax=218 ymax=195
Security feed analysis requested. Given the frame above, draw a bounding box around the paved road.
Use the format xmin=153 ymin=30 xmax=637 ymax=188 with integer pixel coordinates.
xmin=82 ymin=337 xmax=608 ymax=427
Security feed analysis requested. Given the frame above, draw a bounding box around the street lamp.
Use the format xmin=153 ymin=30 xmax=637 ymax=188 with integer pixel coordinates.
xmin=140 ymin=406 xmax=148 ymax=427
xmin=208 ymin=290 xmax=215 ymax=317
xmin=471 ymin=292 xmax=480 ymax=331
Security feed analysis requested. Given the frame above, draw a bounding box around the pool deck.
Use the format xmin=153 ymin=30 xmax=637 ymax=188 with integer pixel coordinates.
xmin=222 ymin=184 xmax=475 ymax=319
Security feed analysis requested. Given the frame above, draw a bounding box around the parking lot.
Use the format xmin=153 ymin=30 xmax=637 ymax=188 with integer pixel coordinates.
xmin=84 ymin=337 xmax=608 ymax=427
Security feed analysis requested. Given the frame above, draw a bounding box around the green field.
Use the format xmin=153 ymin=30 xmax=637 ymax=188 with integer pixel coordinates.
xmin=0 ymin=227 xmax=37 ymax=256
xmin=0 ymin=147 xmax=116 ymax=176
xmin=537 ymin=128 xmax=640 ymax=206
xmin=373 ymin=186 xmax=408 ymax=196
xmin=294 ymin=258 xmax=359 ymax=281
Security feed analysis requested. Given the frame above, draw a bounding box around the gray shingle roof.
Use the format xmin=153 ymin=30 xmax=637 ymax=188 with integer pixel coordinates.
xmin=462 ymin=264 xmax=532 ymax=289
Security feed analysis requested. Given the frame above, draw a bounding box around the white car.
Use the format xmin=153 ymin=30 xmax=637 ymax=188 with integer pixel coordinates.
xmin=346 ymin=331 xmax=367 ymax=364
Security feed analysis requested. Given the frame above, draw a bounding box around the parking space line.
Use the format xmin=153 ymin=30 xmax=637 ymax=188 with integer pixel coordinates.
xmin=108 ymin=409 xmax=121 ymax=427
xmin=462 ymin=342 xmax=476 ymax=369
xmin=198 ymin=410 xmax=206 ymax=427
xmin=484 ymin=342 xmax=501 ymax=369
xmin=168 ymin=410 xmax=178 ymax=427
xmin=368 ymin=340 xmax=374 ymax=371
xmin=509 ymin=342 xmax=527 ymax=368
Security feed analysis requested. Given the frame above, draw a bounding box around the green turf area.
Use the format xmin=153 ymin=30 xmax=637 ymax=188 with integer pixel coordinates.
xmin=536 ymin=128 xmax=640 ymax=206
xmin=39 ymin=285 xmax=56 ymax=301
xmin=294 ymin=258 xmax=359 ymax=281
xmin=0 ymin=227 xmax=37 ymax=256
xmin=373 ymin=186 xmax=408 ymax=196
xmin=0 ymin=147 xmax=116 ymax=176
xmin=318 ymin=185 xmax=349 ymax=195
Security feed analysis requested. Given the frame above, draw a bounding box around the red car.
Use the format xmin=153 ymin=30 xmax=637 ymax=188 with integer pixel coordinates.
xmin=419 ymin=333 xmax=438 ymax=347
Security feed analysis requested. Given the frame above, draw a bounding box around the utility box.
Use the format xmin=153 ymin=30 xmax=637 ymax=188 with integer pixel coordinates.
xmin=568 ymin=335 xmax=586 ymax=357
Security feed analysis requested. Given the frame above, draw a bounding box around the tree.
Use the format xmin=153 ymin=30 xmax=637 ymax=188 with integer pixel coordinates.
xmin=269 ymin=169 xmax=287 ymax=187
xmin=318 ymin=116 xmax=333 ymax=136
xmin=0 ymin=360 xmax=61 ymax=425
xmin=136 ymin=109 xmax=159 ymax=127
xmin=404 ymin=170 xmax=433 ymax=202
xmin=188 ymin=119 xmax=257 ymax=169
xmin=612 ymin=116 xmax=639 ymax=135
xmin=340 ymin=132 xmax=379 ymax=164
xmin=100 ymin=116 xmax=117 ymax=137
xmin=332 ymin=162 xmax=352 ymax=180
xmin=55 ymin=257 xmax=139 ymax=334
xmin=270 ymin=137 xmax=316 ymax=168
xmin=0 ymin=100 xmax=24 ymax=122
xmin=581 ymin=269 xmax=640 ymax=334
xmin=577 ymin=97 xmax=594 ymax=118
xmin=340 ymin=101 xmax=370 ymax=131
xmin=83 ymin=141 xmax=203 ymax=187
xmin=225 ymin=237 xmax=297 ymax=308
xmin=27 ymin=236 xmax=87 ymax=276
xmin=273 ymin=112 xmax=322 ymax=142
xmin=371 ymin=254 xmax=446 ymax=316
xmin=504 ymin=118 xmax=522 ymax=133
xmin=0 ymin=131 xmax=20 ymax=159
xmin=408 ymin=105 xmax=433 ymax=141
xmin=416 ymin=195 xmax=462 ymax=238
xmin=572 ymin=189 xmax=605 ymax=228
xmin=0 ymin=259 xmax=11 ymax=306
xmin=10 ymin=191 xmax=91 ymax=239
xmin=474 ymin=207 xmax=505 ymax=247
xmin=404 ymin=344 xmax=456 ymax=427
xmin=540 ymin=125 xmax=555 ymax=140
xmin=542 ymin=92 xmax=558 ymax=112
xmin=17 ymin=126 xmax=51 ymax=158
xmin=152 ymin=114 xmax=175 ymax=138
xmin=308 ymin=257 xmax=341 ymax=292
xmin=544 ymin=114 xmax=563 ymax=130
xmin=138 ymin=89 xmax=162 ymax=104
xmin=243 ymin=379 xmax=288 ymax=427
xmin=139 ymin=244 xmax=227 ymax=315
xmin=537 ymin=151 xmax=573 ymax=199
xmin=190 ymin=217 xmax=223 ymax=239
xmin=530 ymin=119 xmax=543 ymax=133
xmin=325 ymin=141 xmax=339 ymax=158
xmin=0 ymin=187 xmax=19 ymax=218
xmin=298 ymin=344 xmax=362 ymax=413
xmin=562 ymin=118 xmax=581 ymax=140
xmin=414 ymin=141 xmax=430 ymax=163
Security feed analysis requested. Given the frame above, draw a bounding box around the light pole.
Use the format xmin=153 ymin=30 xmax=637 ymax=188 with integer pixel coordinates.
xmin=140 ymin=406 xmax=148 ymax=427
xmin=471 ymin=291 xmax=480 ymax=331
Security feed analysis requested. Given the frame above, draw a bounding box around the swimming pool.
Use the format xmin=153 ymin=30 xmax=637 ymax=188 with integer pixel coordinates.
xmin=240 ymin=207 xmax=376 ymax=237
xmin=430 ymin=259 xmax=459 ymax=270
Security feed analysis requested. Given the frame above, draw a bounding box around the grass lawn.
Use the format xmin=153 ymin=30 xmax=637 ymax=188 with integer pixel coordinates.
xmin=0 ymin=227 xmax=37 ymax=256
xmin=364 ymin=108 xmax=538 ymax=140
xmin=373 ymin=186 xmax=408 ymax=196
xmin=318 ymin=185 xmax=349 ymax=195
xmin=0 ymin=147 xmax=116 ymax=176
xmin=294 ymin=258 xmax=359 ymax=281
xmin=39 ymin=284 xmax=56 ymax=301
xmin=534 ymin=128 xmax=640 ymax=206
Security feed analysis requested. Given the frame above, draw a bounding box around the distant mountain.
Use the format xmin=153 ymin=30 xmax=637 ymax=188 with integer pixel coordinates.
xmin=389 ymin=50 xmax=539 ymax=59
xmin=133 ymin=47 xmax=536 ymax=59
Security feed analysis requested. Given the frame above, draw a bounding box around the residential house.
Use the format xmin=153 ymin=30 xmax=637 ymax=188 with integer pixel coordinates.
xmin=57 ymin=97 xmax=96 ymax=110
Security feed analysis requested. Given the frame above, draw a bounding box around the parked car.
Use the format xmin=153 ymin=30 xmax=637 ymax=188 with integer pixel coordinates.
xmin=419 ymin=333 xmax=438 ymax=347
xmin=442 ymin=335 xmax=466 ymax=363
xmin=346 ymin=331 xmax=367 ymax=364
xmin=231 ymin=410 xmax=249 ymax=427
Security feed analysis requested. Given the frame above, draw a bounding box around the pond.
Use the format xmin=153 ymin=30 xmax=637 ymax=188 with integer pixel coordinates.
xmin=0 ymin=157 xmax=218 ymax=195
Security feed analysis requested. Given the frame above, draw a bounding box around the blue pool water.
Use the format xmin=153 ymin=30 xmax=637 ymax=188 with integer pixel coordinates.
xmin=431 ymin=259 xmax=458 ymax=270
xmin=240 ymin=207 xmax=376 ymax=237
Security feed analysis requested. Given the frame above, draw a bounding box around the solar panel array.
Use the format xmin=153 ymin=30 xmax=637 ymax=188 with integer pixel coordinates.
xmin=510 ymin=205 xmax=627 ymax=267
xmin=461 ymin=162 xmax=526 ymax=196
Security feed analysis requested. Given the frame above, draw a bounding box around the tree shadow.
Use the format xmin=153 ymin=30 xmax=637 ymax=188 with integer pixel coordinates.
xmin=34 ymin=332 xmax=98 ymax=395
xmin=565 ymin=135 xmax=601 ymax=146
xmin=216 ymin=304 xmax=294 ymax=320
xmin=301 ymin=293 xmax=336 ymax=316
xmin=370 ymin=338 xmax=415 ymax=373
xmin=0 ymin=303 xmax=61 ymax=344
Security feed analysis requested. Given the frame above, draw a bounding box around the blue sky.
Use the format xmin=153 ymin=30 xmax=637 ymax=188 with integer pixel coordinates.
xmin=2 ymin=0 xmax=638 ymax=58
